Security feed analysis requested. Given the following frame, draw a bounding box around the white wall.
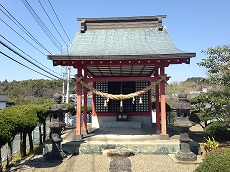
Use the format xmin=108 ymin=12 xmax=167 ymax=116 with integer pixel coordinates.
xmin=0 ymin=102 xmax=6 ymax=109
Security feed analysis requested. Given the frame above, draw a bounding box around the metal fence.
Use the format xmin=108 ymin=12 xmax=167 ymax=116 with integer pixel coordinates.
xmin=1 ymin=121 xmax=50 ymax=162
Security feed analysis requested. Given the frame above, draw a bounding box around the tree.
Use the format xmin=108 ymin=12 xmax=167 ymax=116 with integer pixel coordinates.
xmin=198 ymin=45 xmax=230 ymax=89
xmin=34 ymin=103 xmax=52 ymax=144
xmin=0 ymin=110 xmax=17 ymax=171
xmin=196 ymin=45 xmax=230 ymax=125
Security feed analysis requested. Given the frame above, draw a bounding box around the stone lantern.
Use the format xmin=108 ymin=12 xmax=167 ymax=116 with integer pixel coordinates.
xmin=173 ymin=93 xmax=197 ymax=161
xmin=44 ymin=93 xmax=68 ymax=160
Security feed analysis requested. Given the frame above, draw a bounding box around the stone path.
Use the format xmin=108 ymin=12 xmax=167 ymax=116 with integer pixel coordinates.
xmin=7 ymin=154 xmax=200 ymax=172
xmin=6 ymin=125 xmax=204 ymax=171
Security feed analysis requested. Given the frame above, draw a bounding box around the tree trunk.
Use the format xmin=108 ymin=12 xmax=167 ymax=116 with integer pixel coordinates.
xmin=22 ymin=131 xmax=27 ymax=157
xmin=39 ymin=124 xmax=42 ymax=145
xmin=0 ymin=147 xmax=2 ymax=172
xmin=28 ymin=131 xmax=33 ymax=152
xmin=6 ymin=140 xmax=13 ymax=168
xmin=43 ymin=121 xmax=46 ymax=143
xmin=20 ymin=132 xmax=23 ymax=157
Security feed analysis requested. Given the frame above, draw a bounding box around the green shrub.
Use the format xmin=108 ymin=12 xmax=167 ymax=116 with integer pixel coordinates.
xmin=204 ymin=122 xmax=230 ymax=141
xmin=195 ymin=148 xmax=230 ymax=172
xmin=203 ymin=137 xmax=219 ymax=152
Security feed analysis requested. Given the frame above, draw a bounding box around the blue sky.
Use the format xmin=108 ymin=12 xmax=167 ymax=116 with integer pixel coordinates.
xmin=0 ymin=0 xmax=229 ymax=82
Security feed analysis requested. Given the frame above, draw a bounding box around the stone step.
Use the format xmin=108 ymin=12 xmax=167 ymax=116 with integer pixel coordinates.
xmin=62 ymin=140 xmax=180 ymax=155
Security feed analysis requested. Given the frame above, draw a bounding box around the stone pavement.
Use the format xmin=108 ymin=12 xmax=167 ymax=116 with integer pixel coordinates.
xmin=8 ymin=154 xmax=200 ymax=172
xmin=7 ymin=125 xmax=203 ymax=172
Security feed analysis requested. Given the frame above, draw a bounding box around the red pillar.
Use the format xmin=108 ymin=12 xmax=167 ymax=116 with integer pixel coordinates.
xmin=155 ymin=69 xmax=161 ymax=134
xmin=76 ymin=68 xmax=82 ymax=140
xmin=83 ymin=69 xmax=88 ymax=133
xmin=160 ymin=67 xmax=169 ymax=139
xmin=91 ymin=82 xmax=96 ymax=128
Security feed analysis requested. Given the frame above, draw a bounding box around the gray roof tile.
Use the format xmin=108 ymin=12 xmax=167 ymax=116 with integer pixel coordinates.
xmin=48 ymin=16 xmax=195 ymax=60
xmin=0 ymin=94 xmax=8 ymax=102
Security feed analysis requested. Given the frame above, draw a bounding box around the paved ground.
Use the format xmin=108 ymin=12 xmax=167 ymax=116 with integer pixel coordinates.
xmin=8 ymin=154 xmax=200 ymax=172
xmin=6 ymin=125 xmax=204 ymax=172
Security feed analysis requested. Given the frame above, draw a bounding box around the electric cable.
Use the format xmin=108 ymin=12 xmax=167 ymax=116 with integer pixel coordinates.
xmin=0 ymin=40 xmax=61 ymax=79
xmin=0 ymin=34 xmax=62 ymax=77
xmin=0 ymin=17 xmax=47 ymax=56
xmin=0 ymin=51 xmax=54 ymax=80
xmin=37 ymin=0 xmax=68 ymax=47
xmin=47 ymin=0 xmax=71 ymax=42
xmin=21 ymin=0 xmax=62 ymax=52
xmin=0 ymin=3 xmax=52 ymax=55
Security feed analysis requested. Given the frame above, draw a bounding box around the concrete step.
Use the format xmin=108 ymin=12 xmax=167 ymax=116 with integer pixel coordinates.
xmin=103 ymin=121 xmax=141 ymax=128
xmin=62 ymin=139 xmax=180 ymax=155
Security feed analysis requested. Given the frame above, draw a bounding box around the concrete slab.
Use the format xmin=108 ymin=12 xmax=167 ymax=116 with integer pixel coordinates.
xmin=168 ymin=154 xmax=203 ymax=164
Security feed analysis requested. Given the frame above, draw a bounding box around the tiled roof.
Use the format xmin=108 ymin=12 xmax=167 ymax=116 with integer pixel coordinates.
xmin=65 ymin=27 xmax=190 ymax=56
xmin=48 ymin=16 xmax=195 ymax=60
xmin=0 ymin=94 xmax=8 ymax=102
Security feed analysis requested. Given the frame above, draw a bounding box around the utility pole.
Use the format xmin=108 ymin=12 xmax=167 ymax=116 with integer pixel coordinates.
xmin=66 ymin=66 xmax=71 ymax=103
xmin=62 ymin=67 xmax=67 ymax=103
xmin=62 ymin=80 xmax=65 ymax=103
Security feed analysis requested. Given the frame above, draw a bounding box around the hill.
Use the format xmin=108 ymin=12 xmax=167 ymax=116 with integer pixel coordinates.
xmin=0 ymin=79 xmax=75 ymax=105
xmin=0 ymin=77 xmax=206 ymax=105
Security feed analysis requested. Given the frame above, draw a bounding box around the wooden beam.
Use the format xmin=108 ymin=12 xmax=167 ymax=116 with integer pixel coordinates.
xmin=52 ymin=58 xmax=192 ymax=67
xmin=81 ymin=76 xmax=169 ymax=82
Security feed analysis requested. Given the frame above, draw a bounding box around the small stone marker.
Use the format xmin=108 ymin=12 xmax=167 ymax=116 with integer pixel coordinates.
xmin=103 ymin=149 xmax=134 ymax=172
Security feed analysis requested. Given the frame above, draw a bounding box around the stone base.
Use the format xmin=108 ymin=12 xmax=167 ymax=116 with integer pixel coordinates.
xmin=75 ymin=134 xmax=83 ymax=140
xmin=103 ymin=149 xmax=135 ymax=157
xmin=168 ymin=154 xmax=202 ymax=164
xmin=43 ymin=140 xmax=66 ymax=160
xmin=160 ymin=134 xmax=169 ymax=140
xmin=175 ymin=151 xmax=197 ymax=161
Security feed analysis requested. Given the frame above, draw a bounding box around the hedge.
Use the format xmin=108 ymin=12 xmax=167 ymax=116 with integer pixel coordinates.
xmin=195 ymin=148 xmax=230 ymax=172
xmin=204 ymin=122 xmax=230 ymax=141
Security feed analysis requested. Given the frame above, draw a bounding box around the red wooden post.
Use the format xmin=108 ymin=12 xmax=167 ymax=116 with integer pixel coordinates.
xmin=160 ymin=67 xmax=169 ymax=139
xmin=76 ymin=68 xmax=82 ymax=139
xmin=155 ymin=68 xmax=161 ymax=134
xmin=83 ymin=69 xmax=88 ymax=133
xmin=91 ymin=82 xmax=96 ymax=127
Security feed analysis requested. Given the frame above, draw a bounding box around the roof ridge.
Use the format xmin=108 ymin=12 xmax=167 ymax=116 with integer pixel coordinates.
xmin=78 ymin=16 xmax=166 ymax=33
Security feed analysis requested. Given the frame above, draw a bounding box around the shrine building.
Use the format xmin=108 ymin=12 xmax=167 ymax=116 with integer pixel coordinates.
xmin=48 ymin=16 xmax=196 ymax=140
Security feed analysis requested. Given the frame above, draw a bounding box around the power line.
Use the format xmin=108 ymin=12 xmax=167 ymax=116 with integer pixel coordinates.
xmin=21 ymin=0 xmax=62 ymax=52
xmin=37 ymin=0 xmax=68 ymax=47
xmin=0 ymin=51 xmax=54 ymax=80
xmin=47 ymin=0 xmax=71 ymax=42
xmin=0 ymin=39 xmax=62 ymax=79
xmin=0 ymin=17 xmax=47 ymax=56
xmin=0 ymin=3 xmax=52 ymax=55
xmin=0 ymin=34 xmax=62 ymax=77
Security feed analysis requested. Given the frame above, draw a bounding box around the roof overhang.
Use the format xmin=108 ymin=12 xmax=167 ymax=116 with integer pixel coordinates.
xmin=48 ymin=16 xmax=196 ymax=78
xmin=50 ymin=57 xmax=192 ymax=77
